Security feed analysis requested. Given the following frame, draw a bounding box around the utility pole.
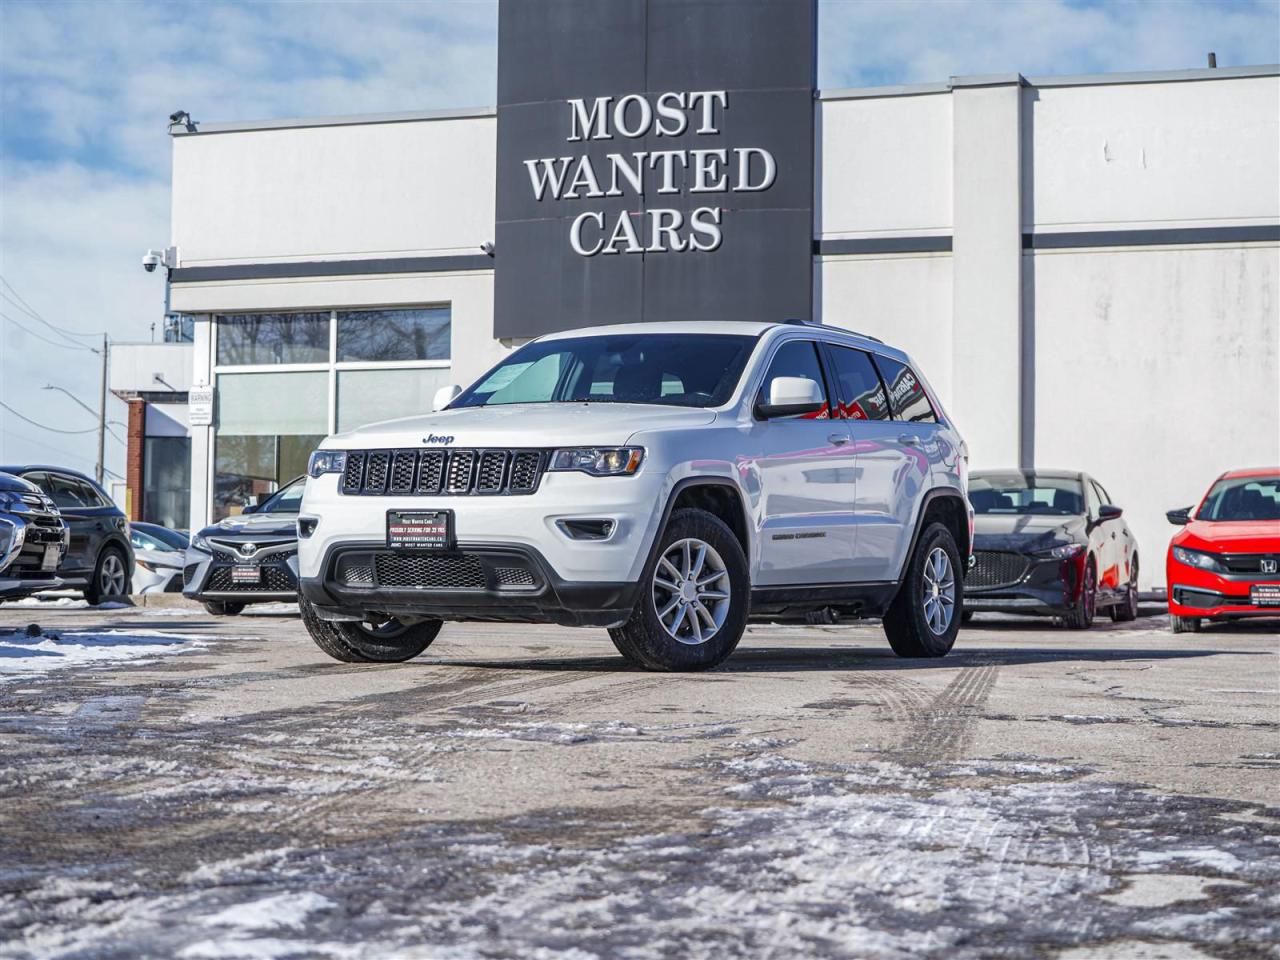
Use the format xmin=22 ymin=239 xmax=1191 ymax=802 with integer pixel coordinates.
xmin=97 ymin=334 xmax=108 ymax=485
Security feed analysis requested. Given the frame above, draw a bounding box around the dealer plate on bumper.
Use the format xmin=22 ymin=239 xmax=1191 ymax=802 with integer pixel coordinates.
xmin=1250 ymin=583 xmax=1280 ymax=606
xmin=387 ymin=510 xmax=454 ymax=551
xmin=231 ymin=565 xmax=261 ymax=584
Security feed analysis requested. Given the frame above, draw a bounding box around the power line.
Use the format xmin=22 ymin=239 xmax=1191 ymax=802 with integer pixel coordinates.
xmin=0 ymin=401 xmax=100 ymax=435
xmin=0 ymin=276 xmax=100 ymax=345
xmin=0 ymin=310 xmax=97 ymax=352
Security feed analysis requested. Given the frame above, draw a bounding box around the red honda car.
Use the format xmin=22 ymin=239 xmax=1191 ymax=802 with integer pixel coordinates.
xmin=1166 ymin=468 xmax=1280 ymax=633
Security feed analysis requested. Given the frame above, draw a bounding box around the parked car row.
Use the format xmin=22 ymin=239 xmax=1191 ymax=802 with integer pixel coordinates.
xmin=962 ymin=466 xmax=1279 ymax=633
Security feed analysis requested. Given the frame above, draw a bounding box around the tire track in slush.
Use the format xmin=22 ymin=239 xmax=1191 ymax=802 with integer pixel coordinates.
xmin=898 ymin=661 xmax=1000 ymax=763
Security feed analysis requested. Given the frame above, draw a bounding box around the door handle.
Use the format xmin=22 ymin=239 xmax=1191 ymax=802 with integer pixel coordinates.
xmin=828 ymin=433 xmax=850 ymax=445
xmin=898 ymin=434 xmax=922 ymax=446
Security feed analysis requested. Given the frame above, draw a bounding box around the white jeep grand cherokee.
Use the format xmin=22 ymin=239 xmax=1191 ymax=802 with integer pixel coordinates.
xmin=297 ymin=320 xmax=971 ymax=671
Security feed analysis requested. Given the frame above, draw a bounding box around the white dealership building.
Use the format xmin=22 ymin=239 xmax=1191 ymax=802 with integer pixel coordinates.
xmin=160 ymin=63 xmax=1279 ymax=589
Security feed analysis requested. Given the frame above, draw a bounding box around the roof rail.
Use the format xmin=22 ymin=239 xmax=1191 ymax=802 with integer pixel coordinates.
xmin=778 ymin=318 xmax=884 ymax=344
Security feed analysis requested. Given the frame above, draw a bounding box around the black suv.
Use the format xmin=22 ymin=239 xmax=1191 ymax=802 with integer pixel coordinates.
xmin=0 ymin=472 xmax=68 ymax=600
xmin=0 ymin=465 xmax=134 ymax=604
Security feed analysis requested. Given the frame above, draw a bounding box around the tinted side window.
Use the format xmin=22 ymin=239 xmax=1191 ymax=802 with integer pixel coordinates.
xmin=828 ymin=346 xmax=890 ymax=421
xmin=79 ymin=480 xmax=110 ymax=508
xmin=758 ymin=341 xmax=830 ymax=420
xmin=50 ymin=474 xmax=89 ymax=509
xmin=873 ymin=356 xmax=937 ymax=423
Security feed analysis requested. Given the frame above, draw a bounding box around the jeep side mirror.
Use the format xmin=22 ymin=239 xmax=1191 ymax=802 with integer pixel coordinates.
xmin=433 ymin=384 xmax=462 ymax=412
xmin=1098 ymin=504 xmax=1123 ymax=521
xmin=757 ymin=376 xmax=826 ymax=419
xmin=1166 ymin=506 xmax=1191 ymax=525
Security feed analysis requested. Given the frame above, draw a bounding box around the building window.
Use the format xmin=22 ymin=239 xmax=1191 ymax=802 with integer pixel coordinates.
xmin=337 ymin=367 xmax=453 ymax=432
xmin=216 ymin=312 xmax=330 ymax=365
xmin=143 ymin=436 xmax=191 ymax=529
xmin=337 ymin=307 xmax=451 ymax=362
xmin=214 ymin=371 xmax=327 ymax=519
xmin=210 ymin=306 xmax=452 ymax=520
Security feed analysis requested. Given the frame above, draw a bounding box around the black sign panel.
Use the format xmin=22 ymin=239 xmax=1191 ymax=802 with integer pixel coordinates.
xmin=387 ymin=510 xmax=454 ymax=550
xmin=494 ymin=0 xmax=816 ymax=339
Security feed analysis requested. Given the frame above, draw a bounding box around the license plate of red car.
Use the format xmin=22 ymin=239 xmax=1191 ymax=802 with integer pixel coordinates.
xmin=1251 ymin=584 xmax=1280 ymax=606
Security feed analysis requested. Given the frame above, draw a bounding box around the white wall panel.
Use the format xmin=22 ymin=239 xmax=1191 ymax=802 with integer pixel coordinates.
xmin=1028 ymin=78 xmax=1280 ymax=231
xmin=816 ymin=254 xmax=954 ymax=407
xmin=1030 ymin=245 xmax=1280 ymax=590
xmin=817 ymin=94 xmax=952 ymax=239
xmin=172 ymin=117 xmax=496 ymax=265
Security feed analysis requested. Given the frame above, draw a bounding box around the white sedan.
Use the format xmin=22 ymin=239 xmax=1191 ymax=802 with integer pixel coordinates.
xmin=129 ymin=522 xmax=188 ymax=594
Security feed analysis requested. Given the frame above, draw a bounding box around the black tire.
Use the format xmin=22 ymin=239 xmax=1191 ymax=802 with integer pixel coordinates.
xmin=85 ymin=546 xmax=131 ymax=605
xmin=1171 ymin=614 xmax=1201 ymax=634
xmin=299 ymin=595 xmax=441 ymax=663
xmin=1063 ymin=558 xmax=1097 ymax=630
xmin=202 ymin=600 xmax=246 ymax=616
xmin=1110 ymin=556 xmax=1139 ymax=622
xmin=883 ymin=522 xmax=962 ymax=658
xmin=607 ymin=508 xmax=749 ymax=672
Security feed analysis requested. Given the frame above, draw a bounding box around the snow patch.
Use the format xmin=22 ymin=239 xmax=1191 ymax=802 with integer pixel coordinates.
xmin=204 ymin=892 xmax=335 ymax=931
xmin=0 ymin=628 xmax=207 ymax=679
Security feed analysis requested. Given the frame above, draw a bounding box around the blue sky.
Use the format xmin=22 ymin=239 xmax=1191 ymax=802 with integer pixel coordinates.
xmin=2 ymin=0 xmax=1278 ymax=484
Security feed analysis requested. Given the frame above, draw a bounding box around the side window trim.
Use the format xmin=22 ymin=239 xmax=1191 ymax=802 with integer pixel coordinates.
xmin=820 ymin=341 xmax=892 ymax=422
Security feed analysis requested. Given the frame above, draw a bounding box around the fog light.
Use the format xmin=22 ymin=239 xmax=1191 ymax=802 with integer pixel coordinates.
xmin=298 ymin=516 xmax=319 ymax=538
xmin=558 ymin=518 xmax=615 ymax=541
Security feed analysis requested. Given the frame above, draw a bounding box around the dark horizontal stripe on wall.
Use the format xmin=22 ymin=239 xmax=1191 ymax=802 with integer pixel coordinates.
xmin=170 ymin=255 xmax=495 ymax=283
xmin=815 ymin=236 xmax=953 ymax=256
xmin=1023 ymin=224 xmax=1280 ymax=250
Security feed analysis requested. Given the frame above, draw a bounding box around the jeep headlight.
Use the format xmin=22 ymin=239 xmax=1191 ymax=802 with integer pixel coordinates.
xmin=308 ymin=450 xmax=348 ymax=478
xmin=548 ymin=447 xmax=644 ymax=477
xmin=1172 ymin=546 xmax=1224 ymax=572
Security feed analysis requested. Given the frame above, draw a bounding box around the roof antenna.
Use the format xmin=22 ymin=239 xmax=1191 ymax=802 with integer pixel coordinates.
xmin=1207 ymin=52 xmax=1217 ymax=68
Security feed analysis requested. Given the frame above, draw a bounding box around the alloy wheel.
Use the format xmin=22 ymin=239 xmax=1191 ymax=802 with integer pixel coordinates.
xmin=651 ymin=537 xmax=731 ymax=646
xmin=99 ymin=553 xmax=127 ymax=597
xmin=921 ymin=546 xmax=956 ymax=636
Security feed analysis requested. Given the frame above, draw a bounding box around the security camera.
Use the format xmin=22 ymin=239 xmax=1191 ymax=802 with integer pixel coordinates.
xmin=480 ymin=241 xmax=495 ymax=257
xmin=142 ymin=250 xmax=162 ymax=273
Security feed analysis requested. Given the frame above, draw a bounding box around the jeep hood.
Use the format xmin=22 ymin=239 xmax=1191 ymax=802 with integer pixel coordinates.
xmin=323 ymin=403 xmax=718 ymax=449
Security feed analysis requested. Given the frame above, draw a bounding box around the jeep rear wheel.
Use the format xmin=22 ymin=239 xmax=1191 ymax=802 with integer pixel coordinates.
xmin=300 ymin=595 xmax=441 ymax=663
xmin=609 ymin=508 xmax=748 ymax=672
xmin=883 ymin=522 xmax=962 ymax=658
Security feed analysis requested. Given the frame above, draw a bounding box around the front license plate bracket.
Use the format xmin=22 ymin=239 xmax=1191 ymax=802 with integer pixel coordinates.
xmin=387 ymin=510 xmax=454 ymax=551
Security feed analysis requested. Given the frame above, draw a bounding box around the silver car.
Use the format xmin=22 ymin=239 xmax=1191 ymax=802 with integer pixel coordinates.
xmin=298 ymin=321 xmax=972 ymax=671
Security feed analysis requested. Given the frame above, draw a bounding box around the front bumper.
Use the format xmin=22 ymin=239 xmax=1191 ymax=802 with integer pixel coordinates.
xmin=965 ymin=549 xmax=1083 ymax=615
xmin=1166 ymin=555 xmax=1280 ymax=619
xmin=297 ymin=470 xmax=667 ymax=587
xmin=183 ymin=546 xmax=300 ymax=603
xmin=299 ymin=540 xmax=640 ymax=628
xmin=0 ymin=512 xmax=67 ymax=599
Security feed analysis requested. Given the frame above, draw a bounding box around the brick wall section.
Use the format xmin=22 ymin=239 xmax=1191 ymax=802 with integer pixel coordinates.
xmin=126 ymin=400 xmax=145 ymax=521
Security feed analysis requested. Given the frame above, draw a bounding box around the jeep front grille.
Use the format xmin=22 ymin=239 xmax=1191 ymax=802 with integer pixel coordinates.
xmin=341 ymin=449 xmax=547 ymax=496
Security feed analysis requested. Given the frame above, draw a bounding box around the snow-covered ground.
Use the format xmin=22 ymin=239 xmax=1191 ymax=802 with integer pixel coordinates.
xmin=0 ymin=625 xmax=209 ymax=679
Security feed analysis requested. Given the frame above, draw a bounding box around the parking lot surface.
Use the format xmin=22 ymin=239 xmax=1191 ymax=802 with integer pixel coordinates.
xmin=0 ymin=604 xmax=1277 ymax=959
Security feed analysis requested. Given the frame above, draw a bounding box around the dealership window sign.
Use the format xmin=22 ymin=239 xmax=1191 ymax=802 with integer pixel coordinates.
xmin=523 ymin=92 xmax=778 ymax=256
xmin=494 ymin=0 xmax=816 ymax=338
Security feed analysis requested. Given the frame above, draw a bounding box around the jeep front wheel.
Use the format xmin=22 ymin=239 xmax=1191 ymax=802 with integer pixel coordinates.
xmin=609 ymin=508 xmax=749 ymax=672
xmin=299 ymin=595 xmax=441 ymax=663
xmin=883 ymin=522 xmax=962 ymax=658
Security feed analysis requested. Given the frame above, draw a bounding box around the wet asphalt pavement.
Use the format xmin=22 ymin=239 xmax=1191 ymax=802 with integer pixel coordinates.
xmin=0 ymin=603 xmax=1277 ymax=959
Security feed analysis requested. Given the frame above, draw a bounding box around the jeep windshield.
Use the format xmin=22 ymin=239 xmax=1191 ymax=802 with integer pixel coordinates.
xmin=452 ymin=333 xmax=756 ymax=409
